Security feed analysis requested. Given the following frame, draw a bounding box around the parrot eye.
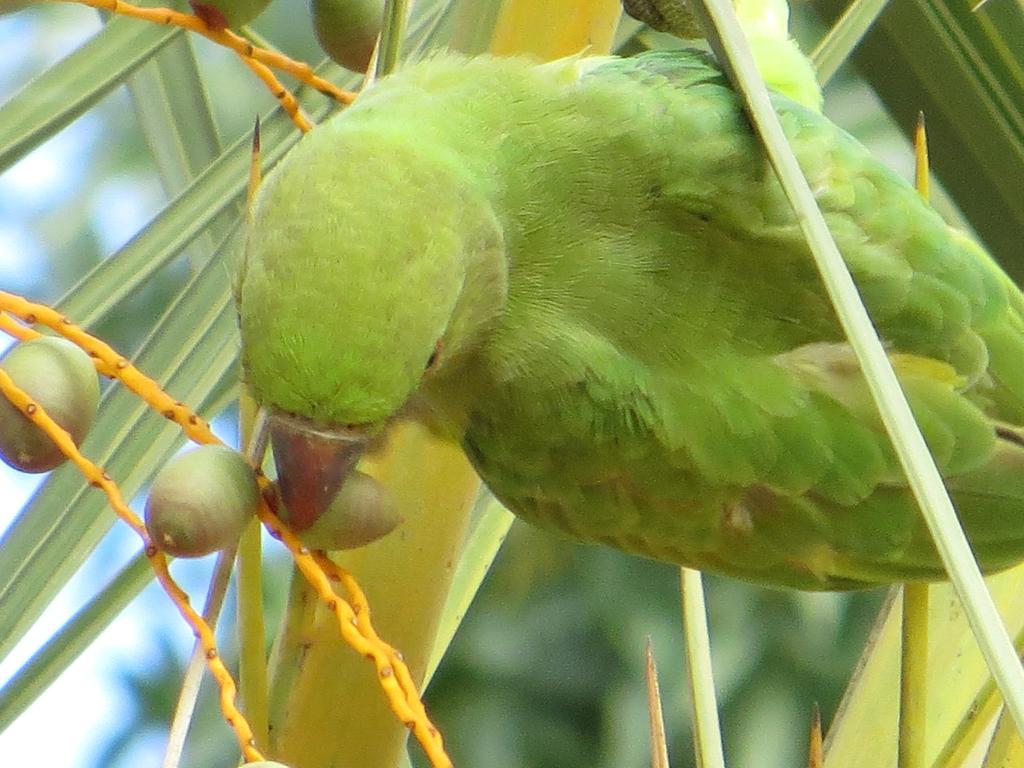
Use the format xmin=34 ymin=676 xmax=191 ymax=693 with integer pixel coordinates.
xmin=425 ymin=340 xmax=443 ymax=373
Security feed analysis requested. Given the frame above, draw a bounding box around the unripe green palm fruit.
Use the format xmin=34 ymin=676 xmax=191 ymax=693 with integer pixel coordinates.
xmin=189 ymin=0 xmax=271 ymax=30
xmin=145 ymin=445 xmax=260 ymax=557
xmin=0 ymin=336 xmax=99 ymax=473
xmin=297 ymin=469 xmax=401 ymax=549
xmin=310 ymin=0 xmax=384 ymax=73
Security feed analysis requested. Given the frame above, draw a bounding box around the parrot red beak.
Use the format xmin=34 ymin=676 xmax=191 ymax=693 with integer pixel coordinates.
xmin=268 ymin=412 xmax=367 ymax=532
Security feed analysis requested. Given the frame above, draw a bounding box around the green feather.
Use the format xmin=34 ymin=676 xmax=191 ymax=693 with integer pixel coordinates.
xmin=240 ymin=48 xmax=1024 ymax=589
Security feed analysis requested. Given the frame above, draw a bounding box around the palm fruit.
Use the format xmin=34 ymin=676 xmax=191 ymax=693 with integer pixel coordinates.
xmin=189 ymin=0 xmax=271 ymax=30
xmin=292 ymin=469 xmax=401 ymax=550
xmin=145 ymin=444 xmax=260 ymax=557
xmin=0 ymin=336 xmax=99 ymax=473
xmin=310 ymin=0 xmax=384 ymax=73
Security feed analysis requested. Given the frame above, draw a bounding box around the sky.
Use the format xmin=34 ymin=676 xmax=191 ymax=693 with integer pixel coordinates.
xmin=0 ymin=9 xmax=231 ymax=766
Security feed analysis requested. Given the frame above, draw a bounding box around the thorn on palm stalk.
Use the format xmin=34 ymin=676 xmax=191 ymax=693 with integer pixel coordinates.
xmin=914 ymin=112 xmax=929 ymax=202
xmin=807 ymin=703 xmax=822 ymax=768
xmin=645 ymin=637 xmax=671 ymax=768
xmin=249 ymin=115 xmax=262 ymax=212
xmin=896 ymin=117 xmax=932 ymax=768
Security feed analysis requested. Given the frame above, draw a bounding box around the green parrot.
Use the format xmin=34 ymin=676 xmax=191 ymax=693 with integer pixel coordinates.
xmin=237 ymin=46 xmax=1024 ymax=590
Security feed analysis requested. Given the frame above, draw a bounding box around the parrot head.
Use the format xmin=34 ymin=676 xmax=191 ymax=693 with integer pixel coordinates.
xmin=237 ymin=116 xmax=505 ymax=529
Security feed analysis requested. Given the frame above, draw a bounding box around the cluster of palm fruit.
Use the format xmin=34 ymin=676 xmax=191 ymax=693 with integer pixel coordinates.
xmin=189 ymin=0 xmax=384 ymax=72
xmin=0 ymin=335 xmax=397 ymax=557
xmin=147 ymin=447 xmax=400 ymax=553
xmin=0 ymin=4 xmax=401 ymax=560
xmin=1 ymin=0 xmax=385 ymax=71
xmin=144 ymin=445 xmax=400 ymax=556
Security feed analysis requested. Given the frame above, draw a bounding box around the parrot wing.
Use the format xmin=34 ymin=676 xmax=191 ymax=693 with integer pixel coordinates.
xmin=464 ymin=50 xmax=1024 ymax=589
xmin=467 ymin=334 xmax=1024 ymax=589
